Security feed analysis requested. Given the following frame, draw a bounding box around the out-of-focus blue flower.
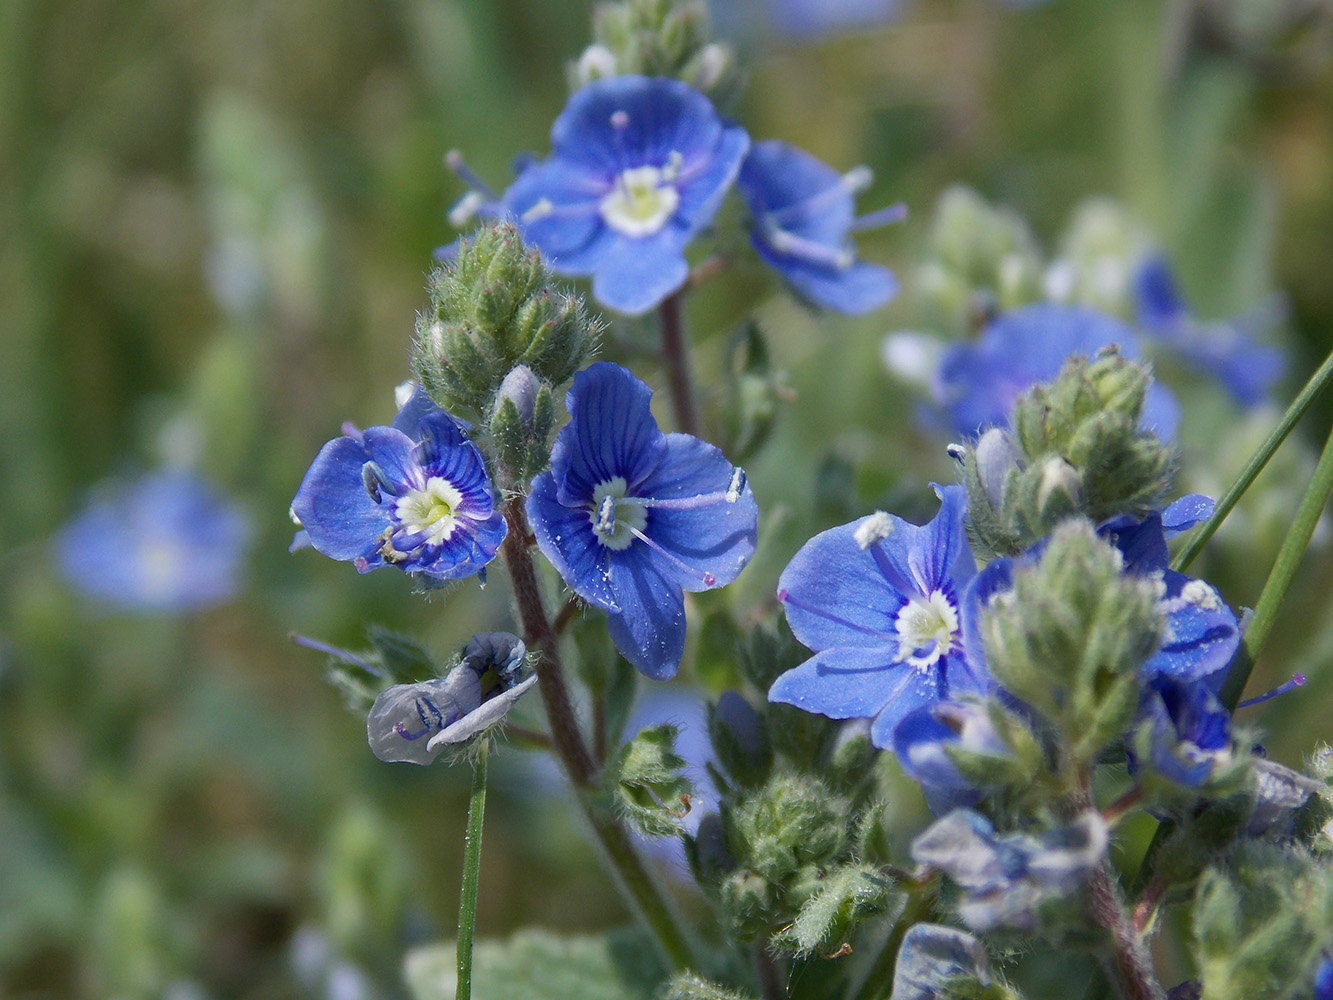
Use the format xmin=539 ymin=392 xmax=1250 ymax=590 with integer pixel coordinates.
xmin=772 ymin=0 xmax=901 ymax=39
xmin=888 ymin=923 xmax=996 ymax=1000
xmin=1132 ymin=254 xmax=1284 ymax=407
xmin=56 ymin=470 xmax=249 ymax=613
xmin=527 ymin=363 xmax=757 ymax=679
xmin=892 ymin=699 xmax=1013 ymax=814
xmin=290 ymin=385 xmax=506 ymax=582
xmin=737 ymin=140 xmax=902 ymax=313
xmin=1097 ymin=511 xmax=1240 ymax=687
xmin=934 ymin=303 xmax=1180 ymax=440
xmin=768 ymin=485 xmax=993 ymax=749
xmin=1133 ymin=676 xmax=1234 ymax=788
xmin=910 ymin=808 xmax=1108 ymax=931
xmin=365 ymin=633 xmax=534 ymax=764
xmin=499 ymin=75 xmax=748 ymax=315
xmin=1313 ymin=953 xmax=1333 ymax=1000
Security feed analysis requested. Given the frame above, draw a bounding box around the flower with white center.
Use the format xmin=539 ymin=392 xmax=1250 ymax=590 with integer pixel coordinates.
xmin=290 ymin=384 xmax=506 ymax=581
xmin=769 ymin=484 xmax=994 ymax=750
xmin=498 ymin=75 xmax=749 ymax=315
xmin=526 ymin=363 xmax=758 ymax=680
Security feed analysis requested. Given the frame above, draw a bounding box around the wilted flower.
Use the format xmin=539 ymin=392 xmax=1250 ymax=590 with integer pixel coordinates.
xmin=56 ymin=470 xmax=249 ymax=613
xmin=888 ymin=923 xmax=998 ymax=1000
xmin=892 ymin=699 xmax=1015 ymax=813
xmin=366 ymin=633 xmax=535 ymax=764
xmin=911 ymin=808 xmax=1108 ymax=931
xmin=1131 ymin=676 xmax=1235 ymax=789
xmin=499 ymin=75 xmax=748 ymax=315
xmin=769 ymin=485 xmax=993 ymax=748
xmin=290 ymin=385 xmax=506 ymax=582
xmin=737 ymin=140 xmax=902 ymax=313
xmin=527 ymin=363 xmax=757 ymax=679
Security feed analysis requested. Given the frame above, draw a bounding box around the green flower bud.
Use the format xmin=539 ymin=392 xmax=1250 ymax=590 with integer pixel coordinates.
xmin=413 ymin=223 xmax=598 ymax=414
xmin=489 ymin=364 xmax=557 ymax=482
xmin=981 ymin=520 xmax=1162 ymax=767
xmin=602 ymin=723 xmax=694 ymax=838
xmin=724 ymin=773 xmax=850 ymax=883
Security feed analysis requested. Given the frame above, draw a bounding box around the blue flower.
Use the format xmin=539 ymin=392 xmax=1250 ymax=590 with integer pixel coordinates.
xmin=526 ymin=362 xmax=757 ymax=679
xmin=290 ymin=385 xmax=506 ymax=581
xmin=56 ymin=470 xmax=249 ymax=613
xmin=1132 ymin=676 xmax=1234 ymax=788
xmin=366 ymin=633 xmax=535 ymax=764
xmin=1314 ymin=954 xmax=1333 ymax=1000
xmin=934 ymin=303 xmax=1180 ymax=440
xmin=892 ymin=699 xmax=1014 ymax=814
xmin=1097 ymin=510 xmax=1240 ymax=687
xmin=910 ymin=808 xmax=1108 ymax=932
xmin=499 ymin=75 xmax=749 ymax=315
xmin=737 ymin=140 xmax=902 ymax=313
xmin=1132 ymin=254 xmax=1284 ymax=407
xmin=768 ymin=485 xmax=993 ymax=749
xmin=771 ymin=0 xmax=901 ymax=39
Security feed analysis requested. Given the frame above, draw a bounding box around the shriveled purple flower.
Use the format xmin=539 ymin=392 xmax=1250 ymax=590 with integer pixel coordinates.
xmin=527 ymin=363 xmax=757 ymax=680
xmin=56 ymin=470 xmax=249 ymax=613
xmin=366 ymin=633 xmax=534 ymax=764
xmin=1133 ymin=254 xmax=1284 ymax=407
xmin=737 ymin=140 xmax=903 ymax=313
xmin=499 ymin=75 xmax=748 ymax=315
xmin=934 ymin=303 xmax=1179 ymax=440
xmin=768 ymin=485 xmax=993 ymax=749
xmin=888 ymin=923 xmax=995 ymax=1000
xmin=290 ymin=385 xmax=506 ymax=582
xmin=910 ymin=808 xmax=1108 ymax=932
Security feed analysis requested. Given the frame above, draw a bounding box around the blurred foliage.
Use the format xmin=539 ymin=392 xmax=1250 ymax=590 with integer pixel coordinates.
xmin=2 ymin=0 xmax=1333 ymax=995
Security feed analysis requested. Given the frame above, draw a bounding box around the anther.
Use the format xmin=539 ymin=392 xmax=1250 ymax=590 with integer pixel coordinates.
xmin=444 ymin=149 xmax=498 ymax=199
xmin=596 ymin=494 xmax=617 ymax=534
xmin=610 ymin=110 xmax=630 ymax=130
xmin=725 ymin=467 xmax=745 ymax=503
xmin=945 ymin=443 xmax=967 ymax=464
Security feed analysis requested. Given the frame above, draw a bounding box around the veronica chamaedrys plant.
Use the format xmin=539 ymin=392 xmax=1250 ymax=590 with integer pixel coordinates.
xmin=366 ymin=633 xmax=536 ymax=765
xmin=767 ymin=484 xmax=993 ymax=748
xmin=290 ymin=384 xmax=506 ymax=582
xmin=56 ymin=469 xmax=250 ymax=612
xmin=736 ymin=140 xmax=903 ymax=313
xmin=527 ymin=362 xmax=757 ymax=679
xmin=499 ymin=74 xmax=748 ymax=315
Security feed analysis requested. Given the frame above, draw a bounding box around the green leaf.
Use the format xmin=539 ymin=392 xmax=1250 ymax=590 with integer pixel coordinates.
xmin=405 ymin=928 xmax=668 ymax=1000
xmin=771 ymin=864 xmax=899 ymax=957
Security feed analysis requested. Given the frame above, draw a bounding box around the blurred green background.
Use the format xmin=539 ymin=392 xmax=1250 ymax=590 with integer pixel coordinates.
xmin=3 ymin=0 xmax=1333 ymax=996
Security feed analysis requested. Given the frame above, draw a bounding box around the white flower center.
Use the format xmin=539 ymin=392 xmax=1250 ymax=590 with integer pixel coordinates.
xmin=590 ymin=477 xmax=647 ymax=551
xmin=894 ymin=589 xmax=960 ymax=669
xmin=600 ymin=165 xmax=679 ymax=237
xmin=395 ymin=477 xmax=464 ymax=545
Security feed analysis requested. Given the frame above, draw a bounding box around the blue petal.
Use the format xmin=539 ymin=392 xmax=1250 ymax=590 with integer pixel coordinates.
xmin=502 ymin=158 xmax=608 ymax=263
xmin=590 ymin=229 xmax=691 ymax=315
xmin=1142 ymin=382 xmax=1180 ymax=441
xmin=415 ymin=413 xmax=493 ymax=506
xmin=1162 ymin=493 xmax=1214 ymax=536
xmin=290 ymin=435 xmax=389 ymax=562
xmin=740 ymin=141 xmax=853 ymax=247
xmin=671 ymin=120 xmax=749 ymax=240
xmin=756 ymin=245 xmax=898 ymax=314
xmin=636 ymin=433 xmax=758 ymax=591
xmin=1132 ymin=255 xmax=1186 ymax=330
xmin=549 ymin=363 xmax=667 ymax=506
xmin=526 ymin=472 xmax=620 ymax=612
xmin=604 ymin=546 xmax=687 ymax=680
xmin=359 ymin=425 xmax=421 ymax=491
xmin=1142 ymin=571 xmax=1239 ymax=685
xmin=1098 ymin=512 xmax=1169 ymax=574
xmin=894 ymin=705 xmax=972 ymax=791
xmin=869 ymin=667 xmax=945 ymax=749
xmin=768 ymin=644 xmax=901 ymax=720
xmin=959 ymin=557 xmax=1014 ymax=675
xmin=409 ymin=509 xmax=507 ymax=580
xmin=391 ymin=384 xmax=443 ymax=437
xmin=778 ymin=520 xmax=905 ymax=651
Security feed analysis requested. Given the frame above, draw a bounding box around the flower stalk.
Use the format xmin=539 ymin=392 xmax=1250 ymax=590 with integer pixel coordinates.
xmin=456 ymin=740 xmax=488 ymax=1000
xmin=659 ymin=291 xmax=702 ymax=437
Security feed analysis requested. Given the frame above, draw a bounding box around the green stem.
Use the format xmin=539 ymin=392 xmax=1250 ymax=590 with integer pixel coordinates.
xmin=499 ymin=498 xmax=699 ymax=972
xmin=1218 ymin=415 xmax=1333 ymax=710
xmin=457 ymin=741 xmax=489 ymax=1000
xmin=1173 ymin=347 xmax=1333 ymax=573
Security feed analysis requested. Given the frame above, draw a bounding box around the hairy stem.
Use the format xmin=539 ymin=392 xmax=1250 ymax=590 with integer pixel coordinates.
xmin=659 ymin=291 xmax=701 ymax=437
xmin=456 ymin=741 xmax=488 ymax=1000
xmin=1088 ymin=861 xmax=1165 ymax=1000
xmin=499 ymin=499 xmax=698 ymax=971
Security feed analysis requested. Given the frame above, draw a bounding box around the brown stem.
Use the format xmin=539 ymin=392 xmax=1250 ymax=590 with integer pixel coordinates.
xmin=1101 ymin=786 xmax=1144 ymax=827
xmin=687 ymin=254 xmax=730 ymax=290
xmin=658 ymin=291 xmax=701 ymax=437
xmin=1088 ymin=862 xmax=1165 ymax=1000
xmin=502 ymin=725 xmax=554 ymax=750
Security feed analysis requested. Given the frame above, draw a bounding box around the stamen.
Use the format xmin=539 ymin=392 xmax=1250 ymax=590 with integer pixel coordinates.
xmin=614 ymin=470 xmax=747 ymax=512
xmin=444 ymin=149 xmax=498 ymax=199
xmin=1238 ymin=673 xmax=1306 ymax=709
xmin=851 ymin=202 xmax=909 ymax=232
xmin=725 ymin=467 xmax=745 ymax=503
xmin=762 ymin=223 xmax=855 ymax=269
xmin=662 ymin=150 xmax=684 ymax=182
xmin=627 ymin=525 xmax=717 ymax=588
xmin=290 ymin=634 xmax=382 ymax=676
xmin=854 ymin=511 xmax=895 ymax=549
xmin=448 ymin=190 xmax=486 ymax=228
